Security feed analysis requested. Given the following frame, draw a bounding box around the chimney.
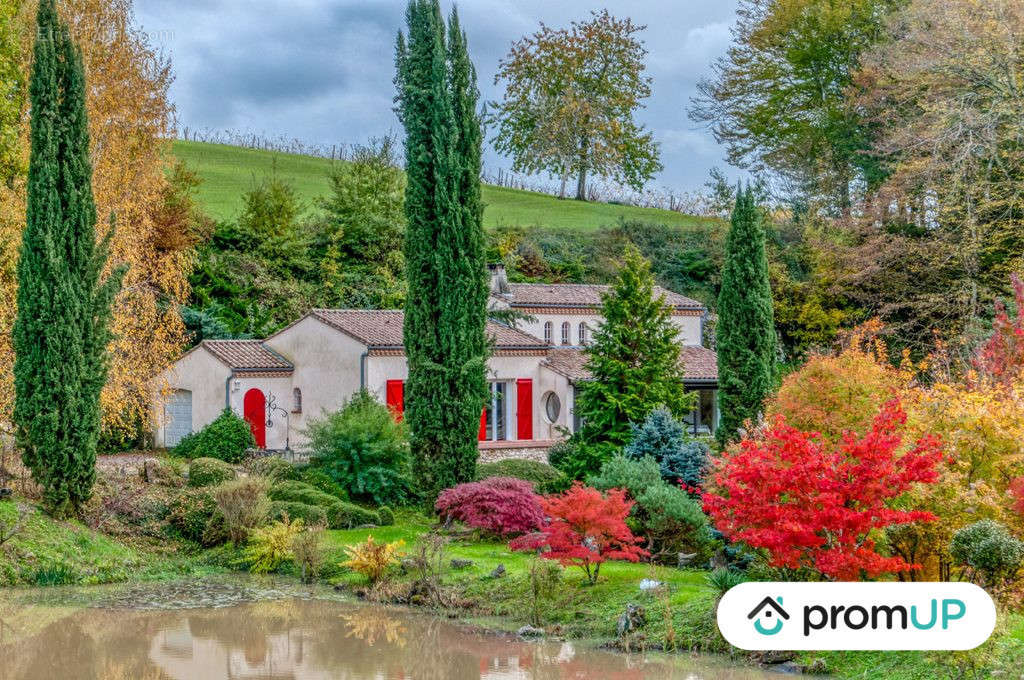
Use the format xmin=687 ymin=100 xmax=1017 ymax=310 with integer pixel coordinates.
xmin=488 ymin=263 xmax=511 ymax=297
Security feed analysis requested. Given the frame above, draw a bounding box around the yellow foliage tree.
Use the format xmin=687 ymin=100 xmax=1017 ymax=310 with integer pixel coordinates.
xmin=0 ymin=0 xmax=190 ymax=438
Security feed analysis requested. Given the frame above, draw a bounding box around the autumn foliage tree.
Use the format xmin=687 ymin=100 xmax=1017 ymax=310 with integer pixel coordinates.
xmin=510 ymin=483 xmax=648 ymax=584
xmin=703 ymin=399 xmax=943 ymax=580
xmin=435 ymin=477 xmax=544 ymax=537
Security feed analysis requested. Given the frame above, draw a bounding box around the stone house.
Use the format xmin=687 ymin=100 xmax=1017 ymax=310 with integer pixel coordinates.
xmin=154 ymin=266 xmax=718 ymax=457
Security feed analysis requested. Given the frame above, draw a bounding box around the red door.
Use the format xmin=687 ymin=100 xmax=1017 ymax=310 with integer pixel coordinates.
xmin=386 ymin=380 xmax=404 ymax=421
xmin=516 ymin=379 xmax=533 ymax=440
xmin=243 ymin=388 xmax=266 ymax=448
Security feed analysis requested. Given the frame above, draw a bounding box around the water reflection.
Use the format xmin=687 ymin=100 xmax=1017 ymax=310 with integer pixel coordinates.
xmin=0 ymin=597 xmax=773 ymax=679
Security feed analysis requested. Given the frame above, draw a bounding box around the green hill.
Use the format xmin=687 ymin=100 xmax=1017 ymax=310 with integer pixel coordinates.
xmin=171 ymin=140 xmax=713 ymax=231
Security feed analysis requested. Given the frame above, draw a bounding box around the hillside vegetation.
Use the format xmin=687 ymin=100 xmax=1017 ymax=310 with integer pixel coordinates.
xmin=171 ymin=140 xmax=713 ymax=230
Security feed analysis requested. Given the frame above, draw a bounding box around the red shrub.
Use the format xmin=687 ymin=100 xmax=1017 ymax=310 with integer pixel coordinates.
xmin=1011 ymin=477 xmax=1024 ymax=517
xmin=509 ymin=482 xmax=648 ymax=583
xmin=974 ymin=274 xmax=1024 ymax=387
xmin=434 ymin=477 xmax=543 ymax=537
xmin=703 ymin=399 xmax=943 ymax=580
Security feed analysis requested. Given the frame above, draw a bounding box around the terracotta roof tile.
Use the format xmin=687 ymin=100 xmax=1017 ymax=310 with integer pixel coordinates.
xmin=203 ymin=340 xmax=293 ymax=372
xmin=503 ymin=283 xmax=704 ymax=310
xmin=310 ymin=309 xmax=547 ymax=349
xmin=542 ymin=346 xmax=717 ymax=382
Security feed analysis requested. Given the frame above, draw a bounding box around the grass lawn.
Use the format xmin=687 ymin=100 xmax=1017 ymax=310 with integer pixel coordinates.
xmin=170 ymin=140 xmax=716 ymax=231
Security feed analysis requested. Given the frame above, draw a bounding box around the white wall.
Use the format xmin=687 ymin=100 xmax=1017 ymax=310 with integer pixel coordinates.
xmin=154 ymin=347 xmax=231 ymax=447
xmin=520 ymin=311 xmax=702 ymax=346
xmin=226 ymin=375 xmax=294 ymax=450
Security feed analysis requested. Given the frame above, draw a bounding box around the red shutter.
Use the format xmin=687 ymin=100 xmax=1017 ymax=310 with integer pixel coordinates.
xmin=385 ymin=380 xmax=404 ymax=422
xmin=516 ymin=379 xmax=533 ymax=440
xmin=479 ymin=408 xmax=487 ymax=440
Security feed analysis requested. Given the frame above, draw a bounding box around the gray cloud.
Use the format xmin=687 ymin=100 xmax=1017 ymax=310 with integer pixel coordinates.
xmin=135 ymin=0 xmax=740 ymax=192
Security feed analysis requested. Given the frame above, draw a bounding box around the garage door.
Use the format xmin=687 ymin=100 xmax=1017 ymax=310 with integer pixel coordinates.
xmin=164 ymin=389 xmax=193 ymax=447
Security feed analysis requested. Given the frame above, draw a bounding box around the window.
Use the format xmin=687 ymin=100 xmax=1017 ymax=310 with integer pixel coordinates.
xmin=543 ymin=321 xmax=553 ymax=345
xmin=561 ymin=321 xmax=571 ymax=345
xmin=543 ymin=391 xmax=561 ymax=423
xmin=292 ymin=388 xmax=302 ymax=413
xmin=578 ymin=322 xmax=588 ymax=345
xmin=481 ymin=382 xmax=508 ymax=441
xmin=684 ymin=388 xmax=717 ymax=435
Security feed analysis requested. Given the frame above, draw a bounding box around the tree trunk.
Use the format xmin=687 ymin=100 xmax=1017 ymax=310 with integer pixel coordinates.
xmin=575 ymin=133 xmax=590 ymax=201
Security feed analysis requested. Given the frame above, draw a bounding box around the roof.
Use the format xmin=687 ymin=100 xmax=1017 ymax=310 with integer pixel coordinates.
xmin=542 ymin=346 xmax=718 ymax=383
xmin=309 ymin=309 xmax=547 ymax=349
xmin=202 ymin=340 xmax=293 ymax=372
xmin=503 ymin=283 xmax=704 ymax=310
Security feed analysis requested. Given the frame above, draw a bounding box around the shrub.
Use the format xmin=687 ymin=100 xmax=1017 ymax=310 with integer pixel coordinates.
xmin=269 ymin=481 xmax=342 ymax=508
xmin=298 ymin=467 xmax=348 ymax=500
xmin=706 ymin=568 xmax=747 ymax=598
xmin=167 ymin=488 xmax=225 ymax=545
xmin=377 ymin=506 xmax=395 ymax=526
xmin=549 ymin=436 xmax=618 ymax=481
xmin=476 ymin=459 xmax=569 ymax=494
xmin=327 ymin=502 xmax=380 ymax=529
xmin=435 ymin=477 xmax=544 ymax=537
xmin=213 ymin=477 xmax=271 ymax=545
xmin=292 ymin=524 xmax=325 ymax=583
xmin=625 ymin=407 xmax=709 ymax=488
xmin=244 ymin=516 xmax=302 ymax=574
xmin=188 ymin=457 xmax=236 ymax=487
xmin=306 ymin=390 xmax=411 ymax=505
xmin=510 ymin=483 xmax=648 ymax=584
xmin=342 ymin=535 xmax=404 ymax=584
xmin=247 ymin=456 xmax=300 ymax=482
xmin=950 ymin=520 xmax=1024 ymax=586
xmin=587 ymin=454 xmax=662 ymax=499
xmin=635 ymin=483 xmax=711 ymax=558
xmin=268 ymin=501 xmax=327 ymax=526
xmin=173 ymin=409 xmax=255 ymax=463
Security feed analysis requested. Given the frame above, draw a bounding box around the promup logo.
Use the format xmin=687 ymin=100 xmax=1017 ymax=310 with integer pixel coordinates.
xmin=718 ymin=582 xmax=996 ymax=651
xmin=748 ymin=596 xmax=789 ymax=635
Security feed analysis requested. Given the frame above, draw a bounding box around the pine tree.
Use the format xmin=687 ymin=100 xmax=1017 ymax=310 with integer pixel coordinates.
xmin=13 ymin=0 xmax=123 ymax=516
xmin=716 ymin=186 xmax=776 ymax=443
xmin=395 ymin=0 xmax=488 ymax=496
xmin=572 ymin=246 xmax=696 ymax=478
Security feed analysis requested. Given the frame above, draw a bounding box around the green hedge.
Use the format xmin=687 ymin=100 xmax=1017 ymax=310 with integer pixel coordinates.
xmin=188 ymin=458 xmax=236 ymax=487
xmin=248 ymin=456 xmax=300 ymax=482
xmin=268 ymin=500 xmax=328 ymax=526
xmin=173 ymin=409 xmax=255 ymax=463
xmin=476 ymin=458 xmax=569 ymax=494
xmin=377 ymin=506 xmax=395 ymax=526
xmin=297 ymin=467 xmax=348 ymax=500
xmin=327 ymin=502 xmax=379 ymax=529
xmin=268 ymin=481 xmax=379 ymax=529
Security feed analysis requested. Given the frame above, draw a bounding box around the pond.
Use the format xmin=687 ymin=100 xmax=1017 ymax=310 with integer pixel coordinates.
xmin=0 ymin=578 xmax=776 ymax=679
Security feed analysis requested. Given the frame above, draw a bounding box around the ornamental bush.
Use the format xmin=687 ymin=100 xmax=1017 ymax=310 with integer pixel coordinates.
xmin=306 ymin=390 xmax=411 ymax=506
xmin=268 ymin=501 xmax=328 ymax=527
xmin=476 ymin=459 xmax=569 ymax=494
xmin=167 ymin=489 xmax=226 ymax=546
xmin=188 ymin=457 xmax=236 ymax=487
xmin=268 ymin=480 xmax=379 ymax=529
xmin=950 ymin=520 xmax=1024 ymax=586
xmin=247 ymin=456 xmax=300 ymax=483
xmin=625 ymin=407 xmax=709 ymax=488
xmin=297 ymin=467 xmax=348 ymax=501
xmin=586 ymin=454 xmax=662 ymax=499
xmin=173 ymin=409 xmax=255 ymax=463
xmin=435 ymin=477 xmax=544 ymax=537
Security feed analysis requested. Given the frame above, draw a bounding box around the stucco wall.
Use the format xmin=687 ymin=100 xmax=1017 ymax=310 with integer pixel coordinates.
xmin=264 ymin=315 xmax=366 ymax=449
xmin=520 ymin=311 xmax=702 ymax=346
xmin=154 ymin=347 xmax=231 ymax=448
xmin=227 ymin=375 xmax=294 ymax=450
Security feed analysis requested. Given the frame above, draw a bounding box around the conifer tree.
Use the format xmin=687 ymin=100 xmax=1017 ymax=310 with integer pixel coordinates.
xmin=572 ymin=246 xmax=696 ymax=477
xmin=395 ymin=0 xmax=488 ymax=496
xmin=13 ymin=0 xmax=123 ymax=515
xmin=716 ymin=186 xmax=776 ymax=443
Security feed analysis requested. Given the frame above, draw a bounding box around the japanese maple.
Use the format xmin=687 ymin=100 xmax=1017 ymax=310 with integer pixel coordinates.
xmin=703 ymin=399 xmax=943 ymax=580
xmin=1011 ymin=477 xmax=1024 ymax=517
xmin=509 ymin=482 xmax=648 ymax=583
xmin=434 ymin=477 xmax=544 ymax=537
xmin=973 ymin=274 xmax=1024 ymax=387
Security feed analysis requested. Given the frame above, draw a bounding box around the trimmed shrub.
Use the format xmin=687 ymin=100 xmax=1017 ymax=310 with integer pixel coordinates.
xmin=268 ymin=501 xmax=328 ymax=527
xmin=298 ymin=467 xmax=348 ymax=501
xmin=306 ymin=390 xmax=412 ymax=505
xmin=476 ymin=459 xmax=569 ymax=494
xmin=377 ymin=506 xmax=395 ymax=526
xmin=327 ymin=502 xmax=380 ymax=529
xmin=435 ymin=477 xmax=544 ymax=537
xmin=950 ymin=520 xmax=1024 ymax=585
xmin=188 ymin=457 xmax=236 ymax=487
xmin=173 ymin=409 xmax=255 ymax=463
xmin=269 ymin=481 xmax=343 ymax=509
xmin=586 ymin=454 xmax=662 ymax=499
xmin=625 ymin=407 xmax=709 ymax=488
xmin=268 ymin=481 xmax=379 ymax=529
xmin=635 ymin=483 xmax=710 ymax=557
xmin=248 ymin=456 xmax=300 ymax=482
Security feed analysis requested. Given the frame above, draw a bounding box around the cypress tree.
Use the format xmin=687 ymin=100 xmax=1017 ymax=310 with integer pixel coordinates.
xmin=716 ymin=186 xmax=776 ymax=443
xmin=571 ymin=245 xmax=696 ymax=479
xmin=395 ymin=0 xmax=488 ymax=496
xmin=13 ymin=0 xmax=124 ymax=516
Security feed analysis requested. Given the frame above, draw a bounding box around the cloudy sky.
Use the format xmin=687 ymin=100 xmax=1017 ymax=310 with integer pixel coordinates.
xmin=134 ymin=0 xmax=740 ymax=193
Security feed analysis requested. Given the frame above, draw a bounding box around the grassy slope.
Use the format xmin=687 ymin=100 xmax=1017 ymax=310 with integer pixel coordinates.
xmin=170 ymin=140 xmax=713 ymax=230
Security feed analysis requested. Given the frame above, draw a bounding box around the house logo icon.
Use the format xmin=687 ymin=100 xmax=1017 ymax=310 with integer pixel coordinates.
xmin=748 ymin=596 xmax=789 ymax=636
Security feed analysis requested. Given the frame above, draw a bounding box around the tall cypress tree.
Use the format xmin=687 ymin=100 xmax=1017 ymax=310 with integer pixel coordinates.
xmin=395 ymin=0 xmax=488 ymax=496
xmin=13 ymin=0 xmax=123 ymax=515
xmin=716 ymin=186 xmax=776 ymax=443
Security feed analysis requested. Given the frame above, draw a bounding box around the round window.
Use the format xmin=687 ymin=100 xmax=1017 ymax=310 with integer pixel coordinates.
xmin=543 ymin=392 xmax=561 ymax=423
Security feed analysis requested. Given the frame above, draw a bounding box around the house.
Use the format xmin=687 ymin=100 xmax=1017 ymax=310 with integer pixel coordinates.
xmin=154 ymin=265 xmax=719 ymax=457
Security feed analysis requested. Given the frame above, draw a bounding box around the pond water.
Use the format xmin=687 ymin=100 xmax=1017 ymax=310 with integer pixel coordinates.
xmin=0 ymin=578 xmax=776 ymax=679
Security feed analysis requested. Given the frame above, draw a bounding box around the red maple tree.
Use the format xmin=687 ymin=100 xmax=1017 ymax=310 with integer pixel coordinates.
xmin=702 ymin=399 xmax=943 ymax=580
xmin=435 ymin=477 xmax=544 ymax=537
xmin=973 ymin=274 xmax=1024 ymax=387
xmin=1011 ymin=477 xmax=1024 ymax=517
xmin=509 ymin=483 xmax=648 ymax=583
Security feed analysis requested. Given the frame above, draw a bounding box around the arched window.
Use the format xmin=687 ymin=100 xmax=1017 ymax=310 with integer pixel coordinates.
xmin=578 ymin=322 xmax=588 ymax=345
xmin=543 ymin=321 xmax=553 ymax=345
xmin=561 ymin=321 xmax=571 ymax=345
xmin=292 ymin=387 xmax=302 ymax=413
